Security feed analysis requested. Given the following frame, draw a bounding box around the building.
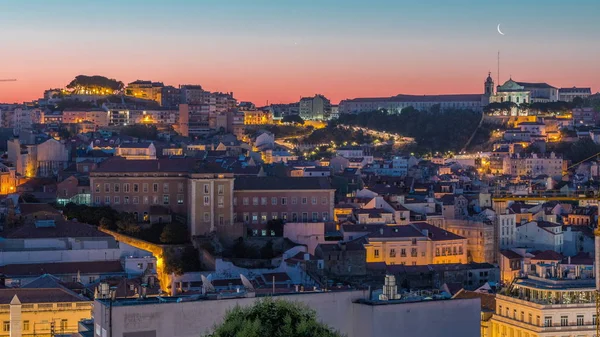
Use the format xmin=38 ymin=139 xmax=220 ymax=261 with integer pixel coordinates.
xmin=92 ymin=288 xmax=481 ymax=337
xmin=573 ymin=108 xmax=598 ymax=126
xmin=299 ymin=95 xmax=331 ymax=120
xmin=243 ymin=110 xmax=274 ymax=125
xmin=515 ymin=221 xmax=564 ymax=253
xmin=0 ymin=286 xmax=93 ymax=336
xmin=7 ymin=138 xmax=69 ymax=178
xmin=490 ymin=260 xmax=596 ymax=337
xmin=559 ymin=87 xmax=592 ymax=102
xmin=444 ymin=218 xmax=496 ymax=263
xmin=233 ymin=176 xmax=335 ymax=230
xmin=340 ymin=94 xmax=486 ymax=114
xmin=161 ymin=85 xmax=181 ymax=108
xmin=502 ymin=153 xmax=564 ymax=178
xmin=13 ymin=108 xmax=42 ymax=133
xmin=115 ymin=142 xmax=157 ymax=160
xmin=364 ymin=222 xmax=468 ymax=265
xmin=128 ymin=109 xmax=179 ymax=125
xmin=62 ymin=109 xmax=109 ymax=128
xmin=90 ymin=157 xmax=236 ymax=237
xmin=125 ymin=80 xmax=164 ymax=104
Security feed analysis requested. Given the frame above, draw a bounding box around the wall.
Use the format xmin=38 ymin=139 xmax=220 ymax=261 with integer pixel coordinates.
xmin=283 ymin=222 xmax=326 ymax=255
xmin=94 ymin=291 xmax=480 ymax=337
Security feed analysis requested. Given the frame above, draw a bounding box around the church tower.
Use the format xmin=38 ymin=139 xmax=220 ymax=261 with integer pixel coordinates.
xmin=484 ymin=72 xmax=494 ymax=96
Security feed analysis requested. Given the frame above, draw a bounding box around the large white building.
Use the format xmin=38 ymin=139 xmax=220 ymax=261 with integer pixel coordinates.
xmin=491 ymin=260 xmax=597 ymax=337
xmin=559 ymin=87 xmax=592 ymax=102
xmin=502 ymin=152 xmax=564 ymax=178
xmin=92 ymin=287 xmax=481 ymax=337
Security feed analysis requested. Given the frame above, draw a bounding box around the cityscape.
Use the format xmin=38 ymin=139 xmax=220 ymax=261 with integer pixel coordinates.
xmin=0 ymin=1 xmax=599 ymax=337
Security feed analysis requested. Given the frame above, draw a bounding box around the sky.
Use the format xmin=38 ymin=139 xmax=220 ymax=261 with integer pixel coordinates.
xmin=0 ymin=0 xmax=598 ymax=104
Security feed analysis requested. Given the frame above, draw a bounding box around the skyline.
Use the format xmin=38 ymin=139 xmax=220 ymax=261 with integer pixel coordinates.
xmin=0 ymin=0 xmax=599 ymax=105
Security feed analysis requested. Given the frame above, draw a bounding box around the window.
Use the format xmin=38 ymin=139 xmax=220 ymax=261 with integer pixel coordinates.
xmin=593 ymin=314 xmax=597 ymax=325
xmin=243 ymin=213 xmax=249 ymax=222
xmin=124 ymin=196 xmax=129 ymax=204
xmin=400 ymin=248 xmax=406 ymax=257
xmin=163 ymin=183 xmax=169 ymax=193
xmin=204 ymin=196 xmax=210 ymax=206
xmin=302 ymin=212 xmax=308 ymax=222
xmin=218 ymin=215 xmax=224 ymax=226
xmin=435 ymin=248 xmax=440 ymax=256
xmin=411 ymin=238 xmax=417 ymax=245
xmin=153 ymin=183 xmax=158 ymax=192
xmin=577 ymin=315 xmax=584 ymax=326
xmin=178 ymin=183 xmax=184 ymax=193
xmin=536 ymin=315 xmax=540 ymax=326
xmin=163 ymin=195 xmax=169 ymax=205
xmin=123 ymin=183 xmax=129 ymax=193
xmin=143 ymin=196 xmax=149 ymax=204
xmin=528 ymin=313 xmax=532 ymax=324
xmin=204 ymin=184 xmax=209 ymax=194
xmin=291 ymin=197 xmax=297 ymax=204
xmin=322 ymin=212 xmax=329 ymax=221
xmin=281 ymin=212 xmax=287 ymax=220
xmin=60 ymin=319 xmax=68 ymax=331
xmin=498 ymin=305 xmax=502 ymax=315
xmin=312 ymin=212 xmax=318 ymax=221
xmin=105 ymin=196 xmax=110 ymax=204
xmin=411 ymin=248 xmax=417 ymax=257
xmin=321 ymin=196 xmax=327 ymax=205
xmin=218 ymin=196 xmax=224 ymax=208
xmin=2 ymin=321 xmax=8 ymax=332
xmin=133 ymin=184 xmax=139 ymax=192
xmin=218 ymin=184 xmax=224 ymax=195
xmin=374 ymin=249 xmax=379 ymax=258
xmin=271 ymin=197 xmax=277 ymax=205
xmin=312 ymin=197 xmax=317 ymax=205
xmin=104 ymin=183 xmax=110 ymax=192
xmin=281 ymin=197 xmax=287 ymax=205
xmin=95 ymin=196 xmax=100 ymax=205
xmin=261 ymin=213 xmax=267 ymax=223
xmin=520 ymin=311 xmax=524 ymax=321
xmin=177 ymin=194 xmax=184 ymax=205
xmin=560 ymin=316 xmax=568 ymax=326
xmin=252 ymin=197 xmax=258 ymax=205
xmin=143 ymin=183 xmax=148 ymax=192
xmin=301 ymin=197 xmax=307 ymax=204
xmin=23 ymin=321 xmax=29 ymax=331
xmin=204 ymin=212 xmax=210 ymax=222
xmin=261 ymin=197 xmax=267 ymax=205
xmin=243 ymin=197 xmax=249 ymax=205
xmin=544 ymin=316 xmax=552 ymax=327
xmin=390 ymin=249 xmax=396 ymax=257
xmin=95 ymin=184 xmax=100 ymax=193
xmin=252 ymin=213 xmax=258 ymax=223
xmin=153 ymin=196 xmax=159 ymax=204
xmin=292 ymin=213 xmax=298 ymax=221
xmin=271 ymin=212 xmax=278 ymax=220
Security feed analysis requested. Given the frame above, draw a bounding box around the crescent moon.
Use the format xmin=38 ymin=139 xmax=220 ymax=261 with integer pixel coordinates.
xmin=497 ymin=24 xmax=505 ymax=36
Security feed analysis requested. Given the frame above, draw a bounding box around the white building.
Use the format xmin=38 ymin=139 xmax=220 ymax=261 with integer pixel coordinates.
xmin=299 ymin=94 xmax=331 ymax=120
xmin=335 ymin=146 xmax=374 ymax=164
xmin=559 ymin=87 xmax=592 ymax=102
xmin=515 ymin=220 xmax=563 ymax=253
xmin=92 ymin=288 xmax=480 ymax=337
xmin=498 ymin=210 xmax=517 ymax=249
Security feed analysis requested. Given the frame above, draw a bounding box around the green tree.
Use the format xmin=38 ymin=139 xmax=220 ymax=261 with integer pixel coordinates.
xmin=160 ymin=223 xmax=189 ymax=244
xmin=205 ymin=298 xmax=344 ymax=337
xmin=260 ymin=240 xmax=274 ymax=259
xmin=99 ymin=217 xmax=114 ymax=230
xmin=116 ymin=213 xmax=140 ymax=236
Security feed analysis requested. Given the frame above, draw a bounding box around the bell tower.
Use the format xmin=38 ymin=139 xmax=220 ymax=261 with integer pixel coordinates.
xmin=484 ymin=72 xmax=494 ymax=96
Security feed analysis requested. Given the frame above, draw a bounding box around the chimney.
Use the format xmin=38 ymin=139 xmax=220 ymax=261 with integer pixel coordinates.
xmin=9 ymin=295 xmax=21 ymax=337
xmin=141 ymin=284 xmax=148 ymax=299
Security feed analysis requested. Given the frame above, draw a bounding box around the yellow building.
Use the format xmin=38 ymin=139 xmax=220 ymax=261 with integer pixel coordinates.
xmin=364 ymin=222 xmax=467 ymax=265
xmin=0 ymin=287 xmax=92 ymax=337
xmin=490 ymin=262 xmax=596 ymax=337
xmin=243 ymin=110 xmax=273 ymax=125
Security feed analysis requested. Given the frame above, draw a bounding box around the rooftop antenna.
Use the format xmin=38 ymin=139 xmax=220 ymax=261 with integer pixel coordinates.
xmin=497 ymin=51 xmax=500 ymax=85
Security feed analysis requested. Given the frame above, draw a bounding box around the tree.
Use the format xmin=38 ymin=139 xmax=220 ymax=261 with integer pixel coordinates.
xmin=160 ymin=223 xmax=189 ymax=244
xmin=205 ymin=298 xmax=344 ymax=337
xmin=282 ymin=114 xmax=305 ymax=125
xmin=260 ymin=240 xmax=274 ymax=259
xmin=116 ymin=213 xmax=140 ymax=236
xmin=99 ymin=217 xmax=114 ymax=230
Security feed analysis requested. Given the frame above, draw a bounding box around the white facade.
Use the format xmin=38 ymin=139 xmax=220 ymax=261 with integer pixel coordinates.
xmin=93 ymin=290 xmax=481 ymax=337
xmin=515 ymin=221 xmax=563 ymax=253
xmin=498 ymin=212 xmax=517 ymax=249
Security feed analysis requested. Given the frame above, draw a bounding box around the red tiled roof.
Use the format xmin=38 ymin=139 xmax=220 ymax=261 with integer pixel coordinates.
xmin=531 ymin=250 xmax=563 ymax=261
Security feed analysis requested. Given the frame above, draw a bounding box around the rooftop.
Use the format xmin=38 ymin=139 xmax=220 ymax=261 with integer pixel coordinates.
xmin=233 ymin=176 xmax=332 ymax=191
xmin=0 ymin=261 xmax=124 ymax=277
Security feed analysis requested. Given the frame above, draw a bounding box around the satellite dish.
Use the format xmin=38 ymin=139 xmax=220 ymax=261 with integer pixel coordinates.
xmin=240 ymin=274 xmax=255 ymax=292
xmin=201 ymin=275 xmax=215 ymax=293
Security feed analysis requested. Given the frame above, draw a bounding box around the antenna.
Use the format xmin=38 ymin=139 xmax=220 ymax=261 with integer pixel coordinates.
xmin=497 ymin=51 xmax=500 ymax=85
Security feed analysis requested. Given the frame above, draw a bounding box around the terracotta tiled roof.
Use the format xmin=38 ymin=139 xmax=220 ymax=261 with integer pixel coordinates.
xmin=531 ymin=250 xmax=563 ymax=261
xmin=453 ymin=289 xmax=496 ymax=312
xmin=234 ymin=176 xmax=332 ymax=190
xmin=0 ymin=288 xmax=88 ymax=304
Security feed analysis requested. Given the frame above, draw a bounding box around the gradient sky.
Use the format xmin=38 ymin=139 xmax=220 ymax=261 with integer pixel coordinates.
xmin=0 ymin=0 xmax=598 ymax=105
